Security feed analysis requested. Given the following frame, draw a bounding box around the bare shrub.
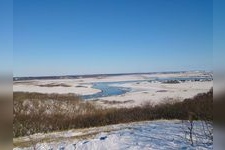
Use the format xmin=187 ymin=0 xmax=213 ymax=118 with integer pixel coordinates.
xmin=181 ymin=88 xmax=213 ymax=146
xmin=14 ymin=89 xmax=213 ymax=138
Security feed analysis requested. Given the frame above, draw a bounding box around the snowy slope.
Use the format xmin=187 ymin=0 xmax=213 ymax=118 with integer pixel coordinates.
xmin=14 ymin=120 xmax=212 ymax=150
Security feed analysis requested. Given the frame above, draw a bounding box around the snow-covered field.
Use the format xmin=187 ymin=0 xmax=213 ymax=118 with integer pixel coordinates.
xmin=13 ymin=71 xmax=213 ymax=107
xmin=96 ymin=80 xmax=212 ymax=107
xmin=13 ymin=72 xmax=213 ymax=149
xmin=13 ymin=80 xmax=101 ymax=95
xmin=13 ymin=120 xmax=212 ymax=150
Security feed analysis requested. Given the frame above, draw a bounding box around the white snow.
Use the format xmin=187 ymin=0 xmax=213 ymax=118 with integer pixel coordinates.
xmin=14 ymin=120 xmax=212 ymax=150
xmin=97 ymin=80 xmax=212 ymax=107
xmin=13 ymin=80 xmax=101 ymax=95
xmin=13 ymin=72 xmax=212 ymax=107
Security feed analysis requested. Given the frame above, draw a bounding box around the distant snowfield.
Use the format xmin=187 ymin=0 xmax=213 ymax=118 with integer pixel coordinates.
xmin=13 ymin=120 xmax=212 ymax=150
xmin=13 ymin=71 xmax=213 ymax=107
xmin=98 ymin=80 xmax=212 ymax=107
xmin=13 ymin=81 xmax=101 ymax=95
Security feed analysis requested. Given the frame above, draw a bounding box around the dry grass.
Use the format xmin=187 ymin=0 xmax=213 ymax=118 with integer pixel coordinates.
xmin=13 ymin=89 xmax=213 ymax=138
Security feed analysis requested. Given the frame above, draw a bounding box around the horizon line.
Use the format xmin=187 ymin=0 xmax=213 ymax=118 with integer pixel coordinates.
xmin=13 ymin=69 xmax=212 ymax=79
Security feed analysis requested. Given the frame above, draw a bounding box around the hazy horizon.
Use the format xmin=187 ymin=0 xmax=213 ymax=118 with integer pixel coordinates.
xmin=13 ymin=69 xmax=213 ymax=78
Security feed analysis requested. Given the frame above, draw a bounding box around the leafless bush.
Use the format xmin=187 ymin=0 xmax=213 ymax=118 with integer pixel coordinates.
xmin=14 ymin=89 xmax=213 ymax=138
xmin=182 ymin=88 xmax=213 ymax=146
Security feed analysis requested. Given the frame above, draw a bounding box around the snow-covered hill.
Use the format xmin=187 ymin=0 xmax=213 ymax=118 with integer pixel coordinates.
xmin=14 ymin=120 xmax=212 ymax=150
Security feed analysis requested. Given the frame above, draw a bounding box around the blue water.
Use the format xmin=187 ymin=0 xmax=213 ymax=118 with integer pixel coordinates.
xmin=82 ymin=81 xmax=132 ymax=99
xmin=82 ymin=76 xmax=212 ymax=100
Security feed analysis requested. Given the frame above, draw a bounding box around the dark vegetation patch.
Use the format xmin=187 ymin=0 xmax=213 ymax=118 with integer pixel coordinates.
xmin=75 ymin=85 xmax=87 ymax=88
xmin=101 ymin=100 xmax=134 ymax=104
xmin=13 ymin=89 xmax=212 ymax=137
xmin=14 ymin=81 xmax=35 ymax=85
xmin=38 ymin=83 xmax=71 ymax=87
xmin=156 ymin=90 xmax=168 ymax=92
xmin=162 ymin=80 xmax=180 ymax=84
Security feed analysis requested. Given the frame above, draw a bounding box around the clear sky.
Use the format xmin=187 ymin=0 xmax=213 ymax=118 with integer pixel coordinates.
xmin=13 ymin=0 xmax=213 ymax=77
xmin=0 ymin=0 xmax=13 ymax=74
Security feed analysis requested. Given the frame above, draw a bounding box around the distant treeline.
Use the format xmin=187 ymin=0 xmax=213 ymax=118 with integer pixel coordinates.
xmin=13 ymin=71 xmax=192 ymax=81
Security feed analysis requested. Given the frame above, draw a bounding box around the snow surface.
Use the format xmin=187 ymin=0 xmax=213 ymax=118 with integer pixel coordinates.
xmin=97 ymin=80 xmax=212 ymax=107
xmin=13 ymin=72 xmax=213 ymax=107
xmin=14 ymin=120 xmax=212 ymax=150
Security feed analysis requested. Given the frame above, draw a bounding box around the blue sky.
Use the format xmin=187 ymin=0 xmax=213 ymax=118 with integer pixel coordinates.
xmin=0 ymin=0 xmax=13 ymax=74
xmin=13 ymin=0 xmax=213 ymax=77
